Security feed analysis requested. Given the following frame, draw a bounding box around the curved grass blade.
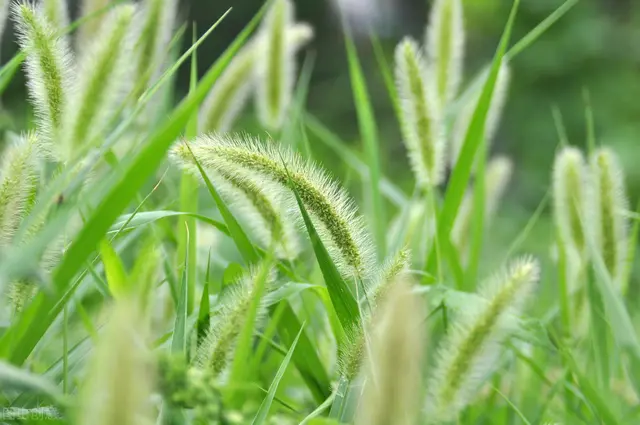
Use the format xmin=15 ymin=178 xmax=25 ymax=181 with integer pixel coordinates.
xmin=251 ymin=325 xmax=303 ymax=425
xmin=428 ymin=0 xmax=520 ymax=274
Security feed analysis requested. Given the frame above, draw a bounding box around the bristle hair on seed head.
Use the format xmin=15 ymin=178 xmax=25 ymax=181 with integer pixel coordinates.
xmin=0 ymin=132 xmax=40 ymax=247
xmin=426 ymin=0 xmax=464 ymax=108
xmin=193 ymin=267 xmax=272 ymax=376
xmin=254 ymin=0 xmax=295 ymax=130
xmin=12 ymin=1 xmax=74 ymax=152
xmin=199 ymin=22 xmax=313 ymax=134
xmin=425 ymin=256 xmax=540 ymax=423
xmin=394 ymin=37 xmax=444 ymax=186
xmin=587 ymin=147 xmax=628 ymax=288
xmin=553 ymin=147 xmax=588 ymax=262
xmin=355 ymin=279 xmax=425 ymax=425
xmin=170 ymin=133 xmax=376 ymax=280
xmin=175 ymin=157 xmax=300 ymax=259
xmin=61 ymin=4 xmax=137 ymax=162
xmin=450 ymin=63 xmax=511 ymax=169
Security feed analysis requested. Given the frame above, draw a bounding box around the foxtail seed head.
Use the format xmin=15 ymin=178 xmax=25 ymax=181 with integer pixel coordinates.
xmin=76 ymin=0 xmax=110 ymax=51
xmin=0 ymin=132 xmax=40 ymax=246
xmin=194 ymin=267 xmax=271 ymax=376
xmin=553 ymin=147 xmax=588 ymax=262
xmin=450 ymin=63 xmax=511 ymax=169
xmin=395 ymin=37 xmax=444 ymax=186
xmin=426 ymin=257 xmax=539 ymax=422
xmin=426 ymin=0 xmax=464 ymax=109
xmin=171 ymin=133 xmax=375 ymax=280
xmin=12 ymin=2 xmax=73 ymax=150
xmin=199 ymin=23 xmax=314 ymax=134
xmin=78 ymin=298 xmax=153 ymax=425
xmin=254 ymin=0 xmax=295 ymax=130
xmin=587 ymin=147 xmax=628 ymax=288
xmin=133 ymin=0 xmax=177 ymax=96
xmin=62 ymin=4 xmax=136 ymax=161
xmin=355 ymin=279 xmax=425 ymax=425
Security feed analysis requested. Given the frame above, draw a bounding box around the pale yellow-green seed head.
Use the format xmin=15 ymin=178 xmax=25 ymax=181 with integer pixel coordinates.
xmin=12 ymin=2 xmax=74 ymax=152
xmin=355 ymin=279 xmax=425 ymax=425
xmin=553 ymin=147 xmax=588 ymax=264
xmin=40 ymin=0 xmax=69 ymax=33
xmin=171 ymin=133 xmax=375 ymax=280
xmin=587 ymin=147 xmax=628 ymax=288
xmin=395 ymin=37 xmax=444 ymax=186
xmin=426 ymin=256 xmax=539 ymax=422
xmin=255 ymin=0 xmax=295 ymax=130
xmin=426 ymin=0 xmax=464 ymax=109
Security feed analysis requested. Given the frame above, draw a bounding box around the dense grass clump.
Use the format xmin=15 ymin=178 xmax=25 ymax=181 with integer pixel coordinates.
xmin=1 ymin=1 xmax=639 ymax=425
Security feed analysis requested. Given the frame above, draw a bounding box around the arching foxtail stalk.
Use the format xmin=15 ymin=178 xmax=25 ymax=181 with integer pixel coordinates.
xmin=171 ymin=133 xmax=375 ymax=280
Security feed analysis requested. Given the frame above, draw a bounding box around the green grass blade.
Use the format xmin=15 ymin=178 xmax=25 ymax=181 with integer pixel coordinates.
xmin=344 ymin=25 xmax=386 ymax=258
xmin=291 ymin=176 xmax=360 ymax=334
xmin=251 ymin=325 xmax=303 ymax=425
xmin=370 ymin=33 xmax=400 ymax=122
xmin=171 ymin=225 xmax=189 ymax=354
xmin=99 ymin=238 xmax=129 ymax=298
xmin=0 ymin=361 xmax=64 ymax=403
xmin=430 ymin=0 xmax=520 ymax=273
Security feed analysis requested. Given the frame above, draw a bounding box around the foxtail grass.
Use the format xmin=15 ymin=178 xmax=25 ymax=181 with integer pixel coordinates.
xmin=355 ymin=278 xmax=425 ymax=425
xmin=12 ymin=2 xmax=73 ymax=150
xmin=171 ymin=133 xmax=375 ymax=280
xmin=587 ymin=147 xmax=629 ymax=288
xmin=426 ymin=257 xmax=540 ymax=422
xmin=394 ymin=37 xmax=444 ymax=186
xmin=40 ymin=0 xmax=69 ymax=33
xmin=61 ymin=4 xmax=136 ymax=161
xmin=426 ymin=0 xmax=464 ymax=109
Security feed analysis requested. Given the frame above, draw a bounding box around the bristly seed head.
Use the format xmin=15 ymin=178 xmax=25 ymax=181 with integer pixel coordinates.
xmin=40 ymin=0 xmax=69 ymax=33
xmin=61 ymin=4 xmax=137 ymax=162
xmin=425 ymin=257 xmax=539 ymax=423
xmin=426 ymin=0 xmax=464 ymax=109
xmin=171 ymin=133 xmax=375 ymax=280
xmin=199 ymin=23 xmax=314 ymax=134
xmin=553 ymin=147 xmax=588 ymax=265
xmin=587 ymin=147 xmax=628 ymax=289
xmin=254 ymin=0 xmax=295 ymax=130
xmin=12 ymin=2 xmax=74 ymax=153
xmin=394 ymin=37 xmax=444 ymax=187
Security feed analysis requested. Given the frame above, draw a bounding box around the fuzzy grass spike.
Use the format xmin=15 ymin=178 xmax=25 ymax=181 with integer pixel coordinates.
xmin=254 ymin=0 xmax=294 ymax=130
xmin=426 ymin=0 xmax=464 ymax=109
xmin=171 ymin=146 xmax=299 ymax=259
xmin=587 ymin=147 xmax=628 ymax=288
xmin=77 ymin=298 xmax=153 ymax=425
xmin=133 ymin=0 xmax=177 ymax=96
xmin=395 ymin=37 xmax=444 ymax=186
xmin=426 ymin=257 xmax=540 ymax=422
xmin=355 ymin=279 xmax=425 ymax=425
xmin=62 ymin=4 xmax=136 ymax=161
xmin=12 ymin=2 xmax=73 ymax=151
xmin=76 ymin=0 xmax=110 ymax=50
xmin=199 ymin=23 xmax=313 ymax=133
xmin=0 ymin=132 xmax=40 ymax=246
xmin=194 ymin=267 xmax=271 ymax=376
xmin=171 ymin=133 xmax=375 ymax=280
xmin=553 ymin=147 xmax=588 ymax=266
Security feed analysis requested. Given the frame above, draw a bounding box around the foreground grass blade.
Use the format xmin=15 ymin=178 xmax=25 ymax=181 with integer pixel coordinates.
xmin=251 ymin=325 xmax=303 ymax=425
xmin=344 ymin=24 xmax=386 ymax=258
xmin=429 ymin=0 xmax=520 ymax=273
xmin=171 ymin=226 xmax=189 ymax=354
xmin=0 ymin=361 xmax=64 ymax=403
xmin=291 ymin=172 xmax=360 ymax=334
